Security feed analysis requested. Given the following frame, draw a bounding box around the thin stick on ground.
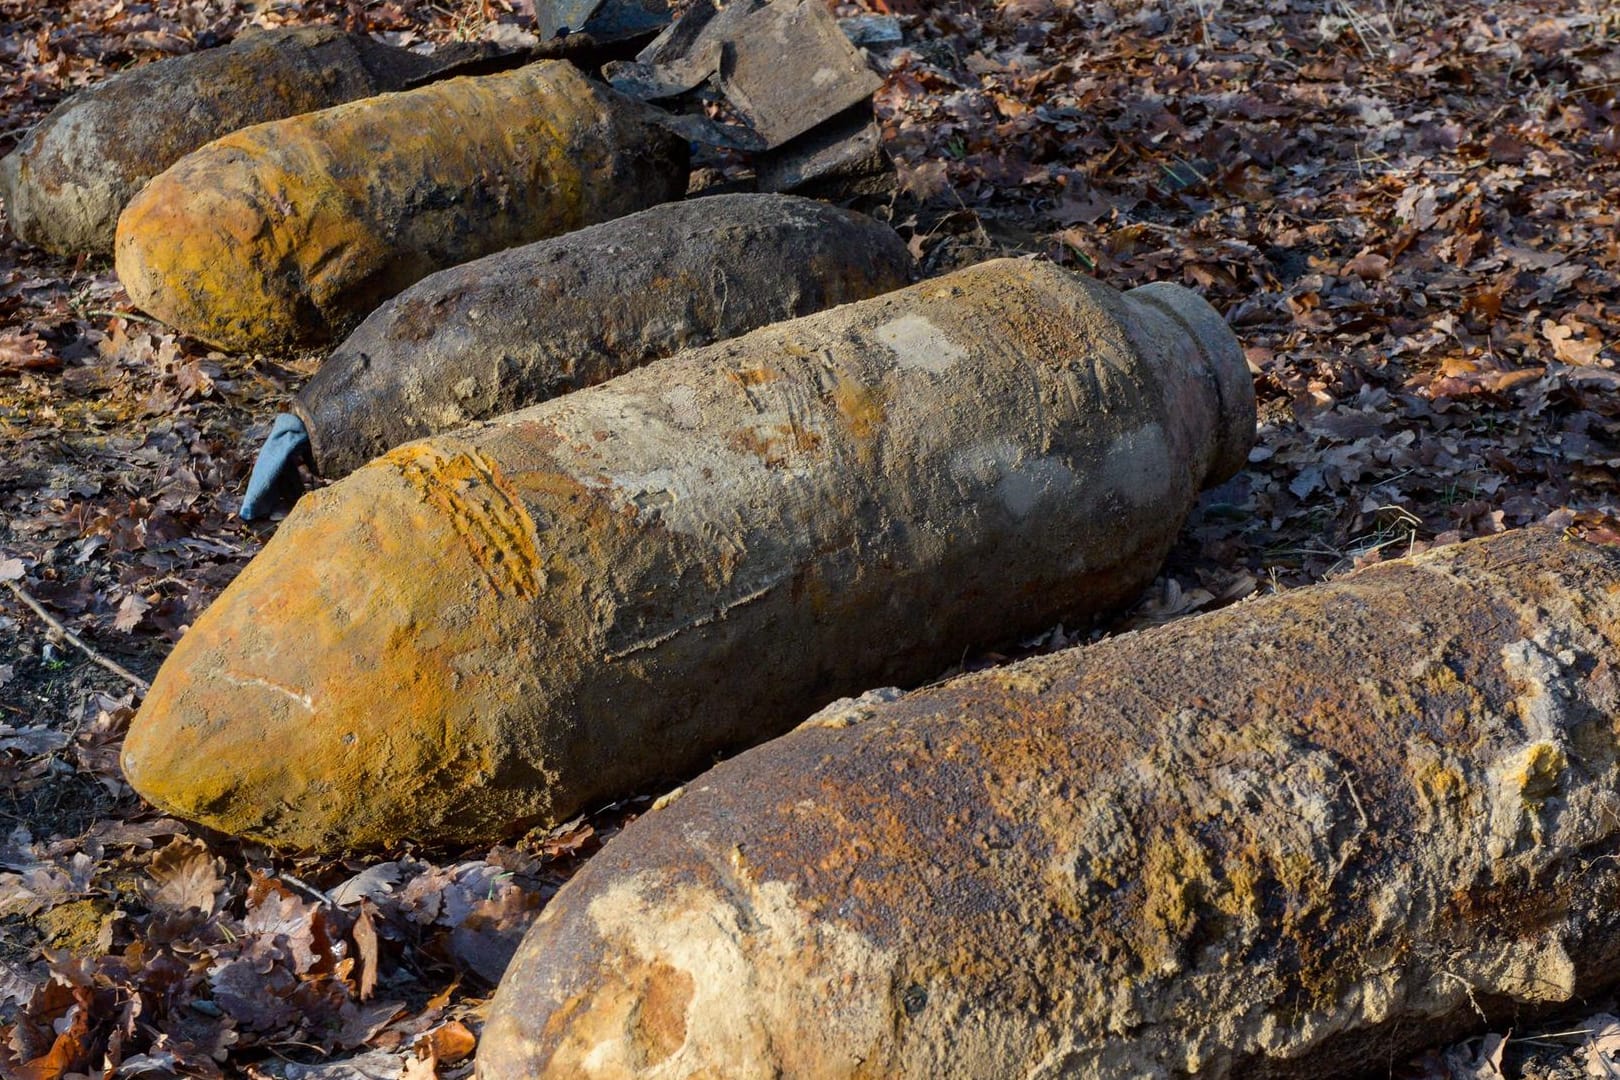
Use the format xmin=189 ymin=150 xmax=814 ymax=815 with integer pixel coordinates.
xmin=5 ymin=579 xmax=152 ymax=694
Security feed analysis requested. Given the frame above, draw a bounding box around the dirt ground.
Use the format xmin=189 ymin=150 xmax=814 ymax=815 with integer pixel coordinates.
xmin=1 ymin=0 xmax=1617 ymax=1075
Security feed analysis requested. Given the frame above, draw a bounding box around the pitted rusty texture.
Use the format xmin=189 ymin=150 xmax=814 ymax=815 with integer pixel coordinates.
xmin=476 ymin=527 xmax=1620 ymax=1079
xmin=0 ymin=27 xmax=450 ymax=255
xmin=298 ymin=193 xmax=914 ymax=479
xmin=121 ymin=258 xmax=1255 ymax=851
xmin=113 ymin=61 xmax=689 ymax=350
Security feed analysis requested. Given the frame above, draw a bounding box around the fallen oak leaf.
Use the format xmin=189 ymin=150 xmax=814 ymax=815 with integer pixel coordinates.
xmin=354 ymin=901 xmax=380 ymax=1002
xmin=1542 ymin=318 xmax=1605 ymax=366
xmin=0 ymin=331 xmax=59 ymax=375
xmin=415 ymin=1021 xmax=476 ymax=1066
xmin=145 ymin=837 xmax=226 ymax=916
xmin=1343 ymin=250 xmax=1390 ymax=281
xmin=113 ymin=593 xmax=150 ymax=633
xmin=401 ymin=1048 xmax=438 ymax=1080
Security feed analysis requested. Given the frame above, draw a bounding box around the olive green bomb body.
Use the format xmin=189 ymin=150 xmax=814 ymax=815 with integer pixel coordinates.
xmin=239 ymin=194 xmax=915 ymax=518
xmin=0 ymin=26 xmax=453 ymax=255
xmin=114 ymin=61 xmax=689 ymax=351
xmin=478 ymin=527 xmax=1620 ymax=1079
xmin=122 ymin=258 xmax=1255 ymax=851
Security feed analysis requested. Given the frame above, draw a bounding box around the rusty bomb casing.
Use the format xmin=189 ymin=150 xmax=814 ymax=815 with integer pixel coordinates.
xmin=0 ymin=26 xmax=458 ymax=255
xmin=238 ymin=193 xmax=914 ymax=518
xmin=121 ymin=257 xmax=1256 ymax=851
xmin=479 ymin=527 xmax=1620 ymax=1080
xmin=114 ymin=61 xmax=689 ymax=351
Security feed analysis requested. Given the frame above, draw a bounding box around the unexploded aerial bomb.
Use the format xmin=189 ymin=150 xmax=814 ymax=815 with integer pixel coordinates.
xmin=114 ymin=61 xmax=689 ymax=352
xmin=121 ymin=257 xmax=1255 ymax=851
xmin=239 ymin=193 xmax=915 ymax=519
xmin=0 ymin=26 xmax=466 ymax=256
xmin=478 ymin=527 xmax=1620 ymax=1080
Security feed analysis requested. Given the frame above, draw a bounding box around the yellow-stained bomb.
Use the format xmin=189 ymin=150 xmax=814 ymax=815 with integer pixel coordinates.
xmin=121 ymin=258 xmax=1256 ymax=851
xmin=0 ymin=26 xmax=457 ymax=255
xmin=114 ymin=61 xmax=689 ymax=351
xmin=480 ymin=527 xmax=1620 ymax=1080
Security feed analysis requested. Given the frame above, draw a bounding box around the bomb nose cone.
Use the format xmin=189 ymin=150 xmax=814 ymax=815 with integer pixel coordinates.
xmin=123 ymin=442 xmax=550 ymax=850
xmin=240 ymin=413 xmax=313 ymax=521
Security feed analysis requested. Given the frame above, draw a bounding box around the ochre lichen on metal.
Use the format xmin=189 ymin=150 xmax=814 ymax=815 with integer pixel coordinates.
xmin=475 ymin=527 xmax=1620 ymax=1079
xmin=122 ymin=258 xmax=1255 ymax=852
xmin=114 ymin=61 xmax=687 ymax=349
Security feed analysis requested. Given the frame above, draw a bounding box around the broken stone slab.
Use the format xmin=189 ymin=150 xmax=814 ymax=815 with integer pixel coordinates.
xmin=0 ymin=26 xmax=469 ymax=256
xmin=531 ymin=0 xmax=673 ymax=44
xmin=605 ymin=0 xmax=881 ymax=151
xmin=114 ymin=61 xmax=688 ymax=352
xmin=120 ymin=258 xmax=1255 ymax=852
xmin=604 ymin=0 xmax=757 ymax=101
xmin=754 ymin=103 xmax=895 ymax=200
xmin=478 ymin=526 xmax=1620 ymax=1079
xmin=840 ymin=13 xmax=904 ymax=48
xmin=239 ymin=193 xmax=913 ymax=519
xmin=717 ymin=0 xmax=883 ymax=149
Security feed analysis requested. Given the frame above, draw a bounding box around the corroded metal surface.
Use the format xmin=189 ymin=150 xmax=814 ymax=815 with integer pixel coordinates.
xmin=113 ymin=61 xmax=689 ymax=350
xmin=0 ymin=27 xmax=450 ymax=255
xmin=477 ymin=527 xmax=1620 ymax=1079
xmin=121 ymin=258 xmax=1254 ymax=851
xmin=294 ymin=194 xmax=913 ymax=481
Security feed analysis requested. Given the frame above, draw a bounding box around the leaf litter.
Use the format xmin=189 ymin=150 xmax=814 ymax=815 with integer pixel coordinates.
xmin=1 ymin=0 xmax=1617 ymax=1075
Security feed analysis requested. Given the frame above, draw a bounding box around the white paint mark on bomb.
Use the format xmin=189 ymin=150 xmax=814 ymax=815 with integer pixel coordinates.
xmin=874 ymin=314 xmax=967 ymax=374
xmin=1103 ymin=423 xmax=1174 ymax=508
xmin=950 ymin=440 xmax=1083 ymax=519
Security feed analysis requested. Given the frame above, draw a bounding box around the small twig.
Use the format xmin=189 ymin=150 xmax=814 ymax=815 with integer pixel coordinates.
xmin=5 ymin=579 xmax=151 ymax=694
xmin=278 ymin=872 xmax=336 ymax=908
xmin=80 ymin=308 xmax=169 ymax=328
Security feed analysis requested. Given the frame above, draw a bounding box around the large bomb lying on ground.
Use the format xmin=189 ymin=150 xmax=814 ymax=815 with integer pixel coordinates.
xmin=121 ymin=258 xmax=1255 ymax=851
xmin=239 ymin=193 xmax=914 ymax=519
xmin=478 ymin=527 xmax=1620 ymax=1080
xmin=0 ymin=26 xmax=461 ymax=256
xmin=114 ymin=61 xmax=689 ymax=352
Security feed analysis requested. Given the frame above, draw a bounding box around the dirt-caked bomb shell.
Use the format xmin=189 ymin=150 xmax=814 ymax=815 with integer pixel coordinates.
xmin=115 ymin=61 xmax=689 ymax=351
xmin=239 ymin=194 xmax=915 ymax=518
xmin=477 ymin=527 xmax=1620 ymax=1080
xmin=0 ymin=26 xmax=457 ymax=255
xmin=122 ymin=257 xmax=1256 ymax=852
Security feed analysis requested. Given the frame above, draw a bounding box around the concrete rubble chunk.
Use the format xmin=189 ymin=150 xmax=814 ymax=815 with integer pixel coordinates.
xmin=478 ymin=527 xmax=1620 ymax=1079
xmin=113 ymin=61 xmax=688 ymax=352
xmin=120 ymin=258 xmax=1255 ymax=852
xmin=755 ymin=103 xmax=894 ymax=199
xmin=0 ymin=26 xmax=465 ymax=256
xmin=240 ymin=193 xmax=914 ymax=518
xmin=533 ymin=0 xmax=673 ymax=43
xmin=716 ymin=0 xmax=884 ymax=149
xmin=606 ymin=0 xmax=882 ymax=151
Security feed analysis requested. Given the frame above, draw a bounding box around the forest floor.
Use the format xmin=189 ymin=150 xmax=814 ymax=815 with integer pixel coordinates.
xmin=0 ymin=0 xmax=1617 ymax=1075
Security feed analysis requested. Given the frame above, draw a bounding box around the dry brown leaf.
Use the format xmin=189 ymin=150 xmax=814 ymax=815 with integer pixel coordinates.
xmin=401 ymin=1048 xmax=438 ymax=1080
xmin=145 ymin=837 xmax=225 ymax=916
xmin=416 ymin=1021 xmax=476 ymax=1066
xmin=1542 ymin=318 xmax=1605 ymax=366
xmin=113 ymin=593 xmax=150 ymax=633
xmin=355 ymin=901 xmax=380 ymax=1002
xmin=0 ymin=331 xmax=58 ymax=374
